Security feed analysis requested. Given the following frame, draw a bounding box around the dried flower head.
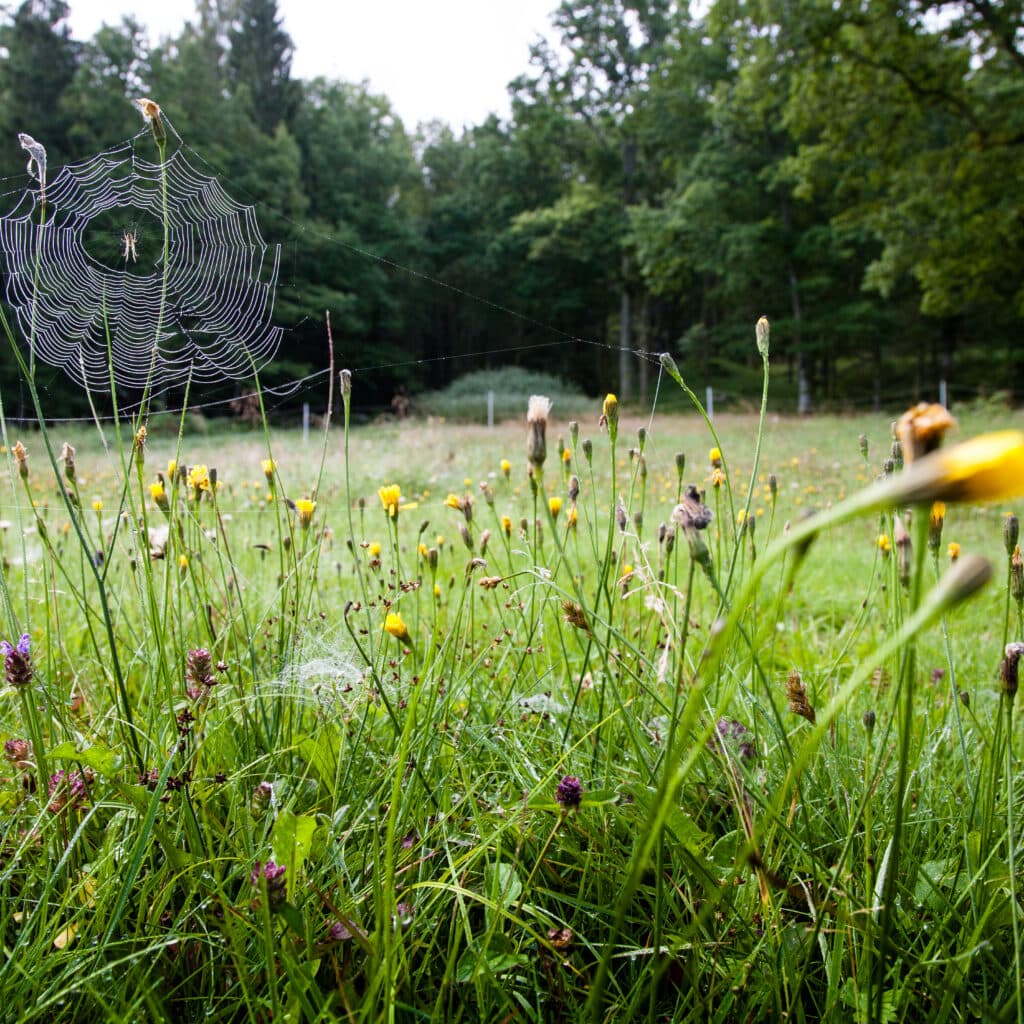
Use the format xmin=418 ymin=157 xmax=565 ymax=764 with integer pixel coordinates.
xmin=1005 ymin=513 xmax=1019 ymax=557
xmin=786 ymin=670 xmax=816 ymax=724
xmin=1012 ymin=546 xmax=1024 ymax=607
xmin=527 ymin=395 xmax=552 ymax=468
xmin=894 ymin=402 xmax=956 ymax=466
xmin=12 ymin=441 xmax=28 ymax=481
xmin=60 ymin=442 xmax=76 ymax=482
xmin=672 ymin=485 xmax=713 ymax=533
xmin=562 ymin=601 xmax=588 ymax=631
xmin=1000 ymin=642 xmax=1024 ymax=699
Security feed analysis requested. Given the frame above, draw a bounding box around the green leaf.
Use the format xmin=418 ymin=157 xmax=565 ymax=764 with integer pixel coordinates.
xmin=48 ymin=740 xmax=120 ymax=776
xmin=271 ymin=811 xmax=319 ymax=897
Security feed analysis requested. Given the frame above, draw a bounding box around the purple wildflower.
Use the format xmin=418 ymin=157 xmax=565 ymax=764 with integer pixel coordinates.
xmin=707 ymin=718 xmax=756 ymax=765
xmin=1 ymin=633 xmax=32 ymax=689
xmin=48 ymin=769 xmax=91 ymax=813
xmin=327 ymin=918 xmax=353 ymax=942
xmin=250 ymin=860 xmax=287 ymax=909
xmin=555 ymin=774 xmax=583 ymax=810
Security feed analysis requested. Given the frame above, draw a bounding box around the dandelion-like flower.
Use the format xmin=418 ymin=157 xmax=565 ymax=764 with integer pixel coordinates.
xmin=709 ymin=447 xmax=722 ymax=468
xmin=150 ymin=478 xmax=169 ymax=513
xmin=383 ymin=612 xmax=410 ymax=643
xmin=294 ymin=498 xmax=316 ymax=529
xmin=262 ymin=459 xmax=276 ymax=482
xmin=928 ymin=501 xmax=945 ymax=551
xmin=13 ymin=441 xmax=28 ymax=480
xmin=948 ymin=541 xmax=961 ymax=561
xmin=877 ymin=534 xmax=892 ymax=556
xmin=599 ymin=393 xmax=618 ymax=443
xmin=548 ymin=496 xmax=562 ymax=518
xmin=379 ymin=484 xmax=401 ymax=519
xmin=500 ymin=459 xmax=511 ymax=479
xmin=1 ymin=633 xmax=33 ymax=689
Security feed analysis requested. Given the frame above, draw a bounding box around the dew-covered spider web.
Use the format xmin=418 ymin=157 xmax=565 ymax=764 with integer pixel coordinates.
xmin=0 ymin=127 xmax=283 ymax=393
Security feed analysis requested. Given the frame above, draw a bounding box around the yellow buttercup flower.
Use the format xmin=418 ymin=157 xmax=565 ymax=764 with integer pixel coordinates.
xmin=383 ymin=612 xmax=409 ymax=642
xmin=178 ymin=554 xmax=188 ymax=572
xmin=379 ymin=484 xmax=401 ymax=519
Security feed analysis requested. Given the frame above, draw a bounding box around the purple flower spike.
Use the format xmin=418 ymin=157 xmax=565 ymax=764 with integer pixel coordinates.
xmin=555 ymin=774 xmax=583 ymax=811
xmin=2 ymin=633 xmax=33 ymax=688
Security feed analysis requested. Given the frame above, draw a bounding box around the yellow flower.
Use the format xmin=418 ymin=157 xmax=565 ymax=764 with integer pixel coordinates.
xmin=930 ymin=501 xmax=946 ymax=527
xmin=444 ymin=493 xmax=461 ymax=510
xmin=383 ymin=612 xmax=409 ymax=642
xmin=877 ymin=534 xmax=891 ymax=554
xmin=562 ymin=447 xmax=572 ymax=464
xmin=178 ymin=554 xmax=188 ymax=572
xmin=294 ymin=498 xmax=316 ymax=529
xmin=150 ymin=479 xmax=169 ymax=512
xmin=501 ymin=515 xmax=512 ymax=536
xmin=711 ymin=468 xmax=726 ymax=489
xmin=567 ymin=505 xmax=578 ymax=529
xmin=379 ymin=484 xmax=401 ymax=518
xmin=549 ymin=496 xmax=562 ymax=518
xmin=418 ymin=542 xmax=429 ymax=558
xmin=603 ymin=393 xmax=618 ymax=419
xmin=924 ymin=432 xmax=1024 ymax=503
xmin=91 ymin=498 xmax=103 ymax=512
xmin=188 ymin=464 xmax=210 ymax=492
xmin=948 ymin=541 xmax=961 ymax=561
xmin=709 ymin=447 xmax=722 ymax=468
xmin=500 ymin=459 xmax=511 ymax=479
xmin=368 ymin=541 xmax=382 ymax=557
xmin=262 ymin=459 xmax=276 ymax=481
xmin=167 ymin=459 xmax=177 ymax=478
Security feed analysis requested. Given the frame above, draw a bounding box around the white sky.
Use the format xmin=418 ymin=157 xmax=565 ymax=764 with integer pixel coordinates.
xmin=64 ymin=0 xmax=560 ymax=131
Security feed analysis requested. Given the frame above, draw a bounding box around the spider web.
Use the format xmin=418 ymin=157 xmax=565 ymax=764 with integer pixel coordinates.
xmin=0 ymin=136 xmax=283 ymax=392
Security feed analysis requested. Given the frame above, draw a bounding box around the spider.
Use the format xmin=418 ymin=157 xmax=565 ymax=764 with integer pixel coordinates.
xmin=122 ymin=229 xmax=138 ymax=264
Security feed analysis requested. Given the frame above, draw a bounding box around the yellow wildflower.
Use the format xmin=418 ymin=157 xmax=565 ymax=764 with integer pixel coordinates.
xmin=549 ymin=496 xmax=562 ymax=518
xmin=709 ymin=447 xmax=722 ymax=468
xmin=562 ymin=447 xmax=572 ymax=464
xmin=500 ymin=459 xmax=511 ymax=479
xmin=294 ymin=498 xmax=316 ymax=529
xmin=167 ymin=459 xmax=177 ymax=478
xmin=444 ymin=494 xmax=461 ymax=510
xmin=91 ymin=498 xmax=103 ymax=512
xmin=567 ymin=505 xmax=578 ymax=529
xmin=501 ymin=515 xmax=512 ymax=536
xmin=262 ymin=459 xmax=276 ymax=481
xmin=178 ymin=554 xmax=188 ymax=572
xmin=188 ymin=464 xmax=210 ymax=493
xmin=368 ymin=541 xmax=382 ymax=557
xmin=379 ymin=484 xmax=401 ymax=518
xmin=711 ymin=468 xmax=726 ymax=489
xmin=150 ymin=479 xmax=169 ymax=512
xmin=948 ymin=541 xmax=961 ymax=561
xmin=877 ymin=534 xmax=891 ymax=554
xmin=383 ymin=612 xmax=409 ymax=642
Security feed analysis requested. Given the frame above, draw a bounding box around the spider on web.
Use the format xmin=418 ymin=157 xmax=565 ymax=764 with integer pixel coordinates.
xmin=121 ymin=228 xmax=138 ymax=264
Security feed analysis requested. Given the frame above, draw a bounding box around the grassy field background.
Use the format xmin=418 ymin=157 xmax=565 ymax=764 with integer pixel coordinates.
xmin=0 ymin=400 xmax=1021 ymax=1023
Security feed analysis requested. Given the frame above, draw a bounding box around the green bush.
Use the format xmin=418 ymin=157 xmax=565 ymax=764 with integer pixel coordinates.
xmin=416 ymin=366 xmax=592 ymax=421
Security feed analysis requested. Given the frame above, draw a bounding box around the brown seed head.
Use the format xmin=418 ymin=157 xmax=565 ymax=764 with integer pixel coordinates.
xmin=894 ymin=402 xmax=956 ymax=466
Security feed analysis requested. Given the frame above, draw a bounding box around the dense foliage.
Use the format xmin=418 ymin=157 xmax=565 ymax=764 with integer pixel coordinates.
xmin=1 ymin=0 xmax=1022 ymax=412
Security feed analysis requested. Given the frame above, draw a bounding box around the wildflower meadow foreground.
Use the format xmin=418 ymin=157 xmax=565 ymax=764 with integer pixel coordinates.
xmin=1 ymin=340 xmax=1023 ymax=1022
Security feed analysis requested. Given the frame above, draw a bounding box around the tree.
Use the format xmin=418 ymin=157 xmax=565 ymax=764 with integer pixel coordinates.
xmin=227 ymin=0 xmax=299 ymax=135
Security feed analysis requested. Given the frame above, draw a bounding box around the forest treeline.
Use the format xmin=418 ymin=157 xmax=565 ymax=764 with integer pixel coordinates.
xmin=1 ymin=0 xmax=1022 ymax=416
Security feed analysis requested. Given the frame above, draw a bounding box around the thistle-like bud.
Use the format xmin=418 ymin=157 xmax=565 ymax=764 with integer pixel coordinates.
xmin=894 ymin=402 xmax=955 ymax=466
xmin=568 ymin=475 xmax=580 ymax=503
xmin=615 ymin=501 xmax=627 ymax=533
xmin=755 ymin=315 xmax=770 ymax=358
xmin=637 ymin=426 xmax=647 ymax=452
xmin=479 ymin=528 xmax=491 ymax=555
xmin=1012 ymin=546 xmax=1024 ymax=607
xmin=894 ymin=515 xmax=912 ymax=589
xmin=339 ymin=369 xmax=352 ymax=398
xmin=136 ymin=98 xmax=167 ymax=148
xmin=768 ymin=474 xmax=778 ymax=502
xmin=600 ymin=394 xmax=619 ymax=444
xmin=928 ymin=502 xmax=945 ymax=551
xmin=582 ymin=439 xmax=593 ymax=465
xmin=883 ymin=458 xmax=895 ymax=476
xmin=1000 ymin=642 xmax=1024 ymax=699
xmin=858 ymin=434 xmax=869 ymax=459
xmin=675 ymin=452 xmax=686 ymax=480
xmin=13 ymin=441 xmax=28 ymax=481
xmin=891 ymin=441 xmax=904 ymax=472
xmin=1005 ymin=514 xmax=1019 ymax=557
xmin=55 ymin=443 xmax=75 ymax=485
xmin=862 ymin=709 xmax=876 ymax=736
xmin=458 ymin=521 xmax=473 ymax=551
xmin=569 ymin=420 xmax=579 ymax=448
xmin=526 ymin=395 xmax=551 ymax=469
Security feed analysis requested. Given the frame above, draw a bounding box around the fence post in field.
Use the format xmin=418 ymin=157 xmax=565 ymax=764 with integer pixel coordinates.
xmin=939 ymin=379 xmax=948 ymax=408
xmin=302 ymin=402 xmax=310 ymax=442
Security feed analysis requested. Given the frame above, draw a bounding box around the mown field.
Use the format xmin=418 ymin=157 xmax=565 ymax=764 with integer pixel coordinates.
xmin=0 ymin=397 xmax=1021 ymax=1023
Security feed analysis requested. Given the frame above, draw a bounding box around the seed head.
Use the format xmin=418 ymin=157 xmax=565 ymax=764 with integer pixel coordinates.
xmin=1000 ymin=642 xmax=1024 ymax=700
xmin=1005 ymin=514 xmax=1019 ymax=556
xmin=786 ymin=670 xmax=816 ymax=724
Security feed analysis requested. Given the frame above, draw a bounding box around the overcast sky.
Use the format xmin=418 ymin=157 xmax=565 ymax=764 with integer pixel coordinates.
xmin=64 ymin=0 xmax=560 ymax=131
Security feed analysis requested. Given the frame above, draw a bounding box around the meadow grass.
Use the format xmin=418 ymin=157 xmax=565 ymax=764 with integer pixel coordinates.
xmin=0 ymin=394 xmax=1021 ymax=1024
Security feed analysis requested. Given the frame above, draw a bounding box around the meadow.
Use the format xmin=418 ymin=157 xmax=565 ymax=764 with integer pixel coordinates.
xmin=0 ymin=380 xmax=1022 ymax=1023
